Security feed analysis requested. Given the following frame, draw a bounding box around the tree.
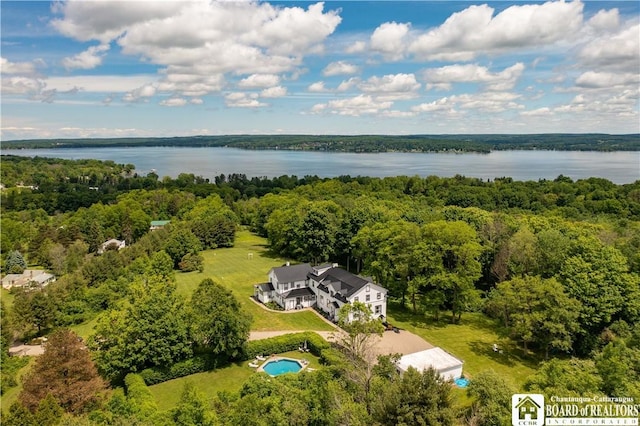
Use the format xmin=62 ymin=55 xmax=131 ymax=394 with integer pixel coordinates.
xmin=171 ymin=383 xmax=217 ymax=426
xmin=297 ymin=201 xmax=342 ymax=264
xmin=373 ymin=367 xmax=455 ymax=426
xmin=487 ymin=276 xmax=580 ymax=358
xmin=163 ymin=228 xmax=203 ymax=268
xmin=337 ymin=301 xmax=384 ymax=362
xmin=559 ymin=237 xmax=639 ymax=354
xmin=189 ymin=278 xmax=251 ymax=359
xmin=179 ymin=253 xmax=204 ymax=273
xmin=19 ymin=329 xmax=106 ymax=414
xmin=89 ymin=276 xmax=192 ymax=381
xmin=13 ymin=288 xmax=56 ymax=336
xmin=465 ymin=370 xmax=515 ymax=426
xmin=525 ymin=358 xmax=603 ymax=397
xmin=418 ymin=221 xmax=483 ymax=323
xmin=5 ymin=250 xmax=27 ymax=274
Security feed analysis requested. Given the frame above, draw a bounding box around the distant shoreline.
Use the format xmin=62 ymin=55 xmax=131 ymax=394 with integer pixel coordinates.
xmin=2 ymin=134 xmax=639 ymax=153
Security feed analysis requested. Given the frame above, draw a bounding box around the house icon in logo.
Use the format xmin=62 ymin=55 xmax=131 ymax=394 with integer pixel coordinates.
xmin=512 ymin=394 xmax=544 ymax=426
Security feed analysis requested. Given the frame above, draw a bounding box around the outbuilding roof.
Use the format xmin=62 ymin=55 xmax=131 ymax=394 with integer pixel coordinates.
xmin=397 ymin=347 xmax=463 ymax=374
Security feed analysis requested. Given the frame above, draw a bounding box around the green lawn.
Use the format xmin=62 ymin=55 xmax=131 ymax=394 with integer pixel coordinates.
xmin=174 ymin=230 xmax=334 ymax=332
xmin=387 ymin=305 xmax=540 ymax=389
xmin=149 ymin=350 xmax=322 ymax=410
xmin=1 ymin=357 xmax=35 ymax=413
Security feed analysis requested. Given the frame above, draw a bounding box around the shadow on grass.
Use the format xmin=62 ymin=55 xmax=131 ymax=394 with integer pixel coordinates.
xmin=467 ymin=340 xmax=541 ymax=371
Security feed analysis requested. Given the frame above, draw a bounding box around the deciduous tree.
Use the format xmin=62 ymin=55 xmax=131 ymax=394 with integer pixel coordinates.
xmin=19 ymin=329 xmax=106 ymax=414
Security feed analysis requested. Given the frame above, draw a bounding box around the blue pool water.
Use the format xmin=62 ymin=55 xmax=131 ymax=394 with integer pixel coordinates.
xmin=455 ymin=378 xmax=469 ymax=388
xmin=262 ymin=359 xmax=302 ymax=376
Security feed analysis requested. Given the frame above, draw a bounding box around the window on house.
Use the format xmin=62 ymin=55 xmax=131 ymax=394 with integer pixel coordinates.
xmin=354 ymin=297 xmax=359 ymax=302
xmin=375 ymin=305 xmax=381 ymax=314
xmin=366 ymin=284 xmax=370 ymax=292
xmin=377 ymin=292 xmax=381 ymax=300
xmin=366 ymin=294 xmax=370 ymax=302
xmin=284 ymin=284 xmax=288 ymax=290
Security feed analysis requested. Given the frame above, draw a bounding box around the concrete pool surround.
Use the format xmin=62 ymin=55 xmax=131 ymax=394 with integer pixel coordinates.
xmin=255 ymin=356 xmax=308 ymax=376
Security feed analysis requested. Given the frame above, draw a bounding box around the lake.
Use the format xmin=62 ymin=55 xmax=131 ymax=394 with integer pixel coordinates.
xmin=2 ymin=147 xmax=639 ymax=184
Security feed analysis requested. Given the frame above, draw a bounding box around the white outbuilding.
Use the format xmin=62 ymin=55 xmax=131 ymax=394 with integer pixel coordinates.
xmin=396 ymin=347 xmax=463 ymax=381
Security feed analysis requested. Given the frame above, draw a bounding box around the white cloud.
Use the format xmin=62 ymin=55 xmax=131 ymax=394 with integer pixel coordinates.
xmin=407 ymin=1 xmax=584 ymax=61
xmin=190 ymin=98 xmax=204 ymax=105
xmin=412 ymin=92 xmax=523 ymax=114
xmin=520 ymin=107 xmax=552 ymax=117
xmin=225 ymin=92 xmax=267 ymax=108
xmin=578 ymin=23 xmax=639 ymax=72
xmin=337 ymin=77 xmax=360 ymax=92
xmin=411 ymin=98 xmax=454 ymax=113
xmin=0 ymin=57 xmax=37 ymax=75
xmin=423 ymin=63 xmax=525 ymax=91
xmin=44 ymin=75 xmax=156 ymax=94
xmin=575 ymin=71 xmax=639 ymax=89
xmin=308 ymin=81 xmax=327 ymax=92
xmin=345 ymin=40 xmax=366 ymax=54
xmin=238 ymin=74 xmax=280 ymax=89
xmin=358 ymin=73 xmax=420 ymax=101
xmin=370 ymin=21 xmax=410 ymax=60
xmin=123 ymin=84 xmax=157 ymax=102
xmin=61 ymin=44 xmax=110 ymax=70
xmin=51 ymin=1 xmax=341 ymax=98
xmin=323 ymin=61 xmax=359 ymax=77
xmin=311 ymin=95 xmax=392 ymax=116
xmin=1 ymin=76 xmax=45 ymax=95
xmin=160 ymin=97 xmax=188 ymax=107
xmin=260 ymin=86 xmax=287 ymax=98
xmin=587 ymin=8 xmax=620 ymax=32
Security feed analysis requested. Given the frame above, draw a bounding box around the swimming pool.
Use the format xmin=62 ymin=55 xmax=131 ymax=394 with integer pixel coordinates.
xmin=454 ymin=377 xmax=469 ymax=388
xmin=261 ymin=359 xmax=303 ymax=376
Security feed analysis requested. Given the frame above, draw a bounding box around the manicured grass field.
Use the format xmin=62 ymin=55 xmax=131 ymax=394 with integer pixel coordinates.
xmin=148 ymin=350 xmax=322 ymax=410
xmin=387 ymin=305 xmax=539 ymax=389
xmin=174 ymin=230 xmax=334 ymax=332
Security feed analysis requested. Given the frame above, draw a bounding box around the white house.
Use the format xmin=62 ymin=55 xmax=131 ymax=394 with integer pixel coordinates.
xmin=396 ymin=347 xmax=464 ymax=381
xmin=254 ymin=262 xmax=388 ymax=321
xmin=1 ymin=270 xmax=56 ymax=290
xmin=98 ymin=239 xmax=126 ymax=254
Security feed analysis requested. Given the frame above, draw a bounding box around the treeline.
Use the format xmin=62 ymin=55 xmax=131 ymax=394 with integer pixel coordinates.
xmin=3 ymin=133 xmax=639 ymax=152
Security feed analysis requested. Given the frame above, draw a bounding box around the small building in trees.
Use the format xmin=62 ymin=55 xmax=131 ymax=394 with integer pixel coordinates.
xmin=150 ymin=220 xmax=170 ymax=230
xmin=97 ymin=238 xmax=126 ymax=254
xmin=396 ymin=347 xmax=464 ymax=381
xmin=1 ymin=270 xmax=56 ymax=290
xmin=254 ymin=262 xmax=388 ymax=321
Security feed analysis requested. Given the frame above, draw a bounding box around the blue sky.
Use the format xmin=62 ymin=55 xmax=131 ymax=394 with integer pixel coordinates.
xmin=1 ymin=0 xmax=639 ymax=139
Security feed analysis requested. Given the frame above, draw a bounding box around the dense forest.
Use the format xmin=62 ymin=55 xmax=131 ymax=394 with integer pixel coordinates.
xmin=3 ymin=133 xmax=639 ymax=152
xmin=1 ymin=156 xmax=639 ymax=425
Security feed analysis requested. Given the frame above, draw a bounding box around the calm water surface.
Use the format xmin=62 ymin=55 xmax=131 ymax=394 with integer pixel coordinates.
xmin=3 ymin=147 xmax=639 ymax=184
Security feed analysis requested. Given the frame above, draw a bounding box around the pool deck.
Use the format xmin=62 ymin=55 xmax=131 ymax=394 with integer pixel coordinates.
xmin=255 ymin=356 xmax=309 ymax=375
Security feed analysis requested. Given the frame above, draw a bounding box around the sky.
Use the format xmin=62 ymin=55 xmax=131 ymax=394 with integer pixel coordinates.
xmin=1 ymin=0 xmax=639 ymax=140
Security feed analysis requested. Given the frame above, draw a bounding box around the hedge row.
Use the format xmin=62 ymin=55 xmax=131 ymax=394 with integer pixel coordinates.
xmin=139 ymin=353 xmax=221 ymax=385
xmin=139 ymin=331 xmax=331 ymax=385
xmin=243 ymin=331 xmax=330 ymax=360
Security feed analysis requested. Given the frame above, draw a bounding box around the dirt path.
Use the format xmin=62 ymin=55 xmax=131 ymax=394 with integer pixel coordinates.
xmin=249 ymin=327 xmax=432 ymax=357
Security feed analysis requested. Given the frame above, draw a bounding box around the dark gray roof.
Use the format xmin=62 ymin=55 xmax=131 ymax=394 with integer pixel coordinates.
xmin=317 ymin=268 xmax=371 ymax=298
xmin=256 ymin=282 xmax=274 ymax=292
xmin=283 ymin=287 xmax=315 ymax=299
xmin=271 ymin=263 xmax=312 ymax=283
